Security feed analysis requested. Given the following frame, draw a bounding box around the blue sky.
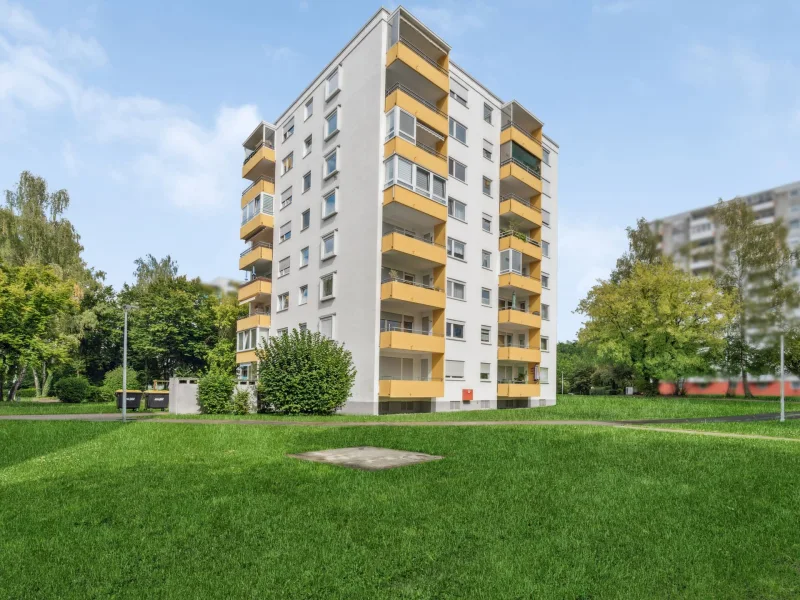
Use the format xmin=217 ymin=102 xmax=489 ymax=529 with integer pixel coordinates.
xmin=2 ymin=0 xmax=799 ymax=340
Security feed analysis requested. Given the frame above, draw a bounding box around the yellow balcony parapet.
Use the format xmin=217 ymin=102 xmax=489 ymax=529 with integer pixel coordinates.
xmin=381 ymin=230 xmax=446 ymax=267
xmin=242 ymin=143 xmax=275 ymax=179
xmin=383 ymin=185 xmax=447 ymax=223
xmin=236 ymin=350 xmax=258 ymax=364
xmin=497 ymin=382 xmax=539 ymax=398
xmin=385 ymin=84 xmax=448 ymax=136
xmin=499 ymin=195 xmax=542 ymax=228
xmin=497 ymin=346 xmax=541 ymax=363
xmin=380 ymin=278 xmax=446 ymax=309
xmin=500 ymin=123 xmax=544 ymax=161
xmin=379 ymin=378 xmax=444 ymax=398
xmin=498 ymin=308 xmax=541 ymax=330
xmin=239 ymin=242 xmax=273 ymax=270
xmin=499 ymin=231 xmax=542 ymax=262
xmin=498 ymin=272 xmax=541 ymax=296
xmin=240 ymin=212 xmax=274 ymax=241
xmin=499 ymin=158 xmax=542 ymax=195
xmin=380 ymin=330 xmax=445 ymax=354
xmin=237 ymin=313 xmax=271 ymax=332
xmin=385 ymin=137 xmax=447 ymax=178
xmin=242 ymin=177 xmax=275 ymax=208
xmin=238 ymin=277 xmax=271 ymax=303
xmin=386 ymin=40 xmax=449 ymax=93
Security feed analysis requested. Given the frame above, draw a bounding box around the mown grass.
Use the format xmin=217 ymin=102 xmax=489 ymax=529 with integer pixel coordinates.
xmin=652 ymin=419 xmax=800 ymax=439
xmin=1 ymin=421 xmax=800 ymax=598
xmin=0 ymin=401 xmax=117 ymax=415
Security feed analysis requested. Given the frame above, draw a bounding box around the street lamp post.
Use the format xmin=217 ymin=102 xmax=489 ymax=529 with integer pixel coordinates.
xmin=121 ymin=304 xmax=138 ymax=423
xmin=781 ymin=334 xmax=785 ymax=423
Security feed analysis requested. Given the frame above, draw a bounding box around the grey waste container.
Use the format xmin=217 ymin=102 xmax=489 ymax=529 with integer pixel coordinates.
xmin=144 ymin=391 xmax=169 ymax=410
xmin=115 ymin=390 xmax=143 ymax=411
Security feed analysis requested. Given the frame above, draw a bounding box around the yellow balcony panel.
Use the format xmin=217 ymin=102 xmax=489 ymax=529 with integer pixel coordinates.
xmin=385 ymin=85 xmax=448 ymax=136
xmin=499 ymin=233 xmax=542 ymax=262
xmin=239 ymin=243 xmax=273 ymax=270
xmin=498 ymin=346 xmax=541 ymax=363
xmin=499 ymin=272 xmax=541 ymax=296
xmin=498 ymin=308 xmax=541 ymax=331
xmin=381 ymin=280 xmax=446 ymax=310
xmin=499 ymin=196 xmax=542 ymax=229
xmin=380 ymin=330 xmax=445 ymax=354
xmin=242 ymin=144 xmax=276 ymax=180
xmin=381 ymin=231 xmax=446 ymax=268
xmin=379 ymin=379 xmax=444 ymax=398
xmin=236 ymin=350 xmax=258 ymax=365
xmin=385 ymin=137 xmax=447 ymax=178
xmin=237 ymin=313 xmax=271 ymax=332
xmin=386 ymin=41 xmax=449 ymax=93
xmin=242 ymin=177 xmax=275 ymax=208
xmin=238 ymin=278 xmax=271 ymax=303
xmin=383 ymin=185 xmax=447 ymax=223
xmin=500 ymin=159 xmax=543 ymax=195
xmin=240 ymin=213 xmax=274 ymax=241
xmin=500 ymin=125 xmax=544 ymax=161
xmin=497 ymin=383 xmax=539 ymax=398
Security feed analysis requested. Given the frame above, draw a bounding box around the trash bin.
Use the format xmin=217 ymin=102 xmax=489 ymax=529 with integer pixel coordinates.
xmin=116 ymin=390 xmax=143 ymax=411
xmin=144 ymin=390 xmax=169 ymax=411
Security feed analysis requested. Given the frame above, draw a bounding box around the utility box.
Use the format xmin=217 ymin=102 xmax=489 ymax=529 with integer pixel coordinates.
xmin=462 ymin=389 xmax=473 ymax=402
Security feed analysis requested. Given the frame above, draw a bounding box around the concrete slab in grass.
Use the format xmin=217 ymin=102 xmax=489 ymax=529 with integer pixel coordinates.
xmin=288 ymin=446 xmax=443 ymax=471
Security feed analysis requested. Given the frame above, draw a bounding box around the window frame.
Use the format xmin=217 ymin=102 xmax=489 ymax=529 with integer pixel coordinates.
xmin=482 ymin=177 xmax=492 ymax=197
xmin=481 ymin=287 xmax=491 ymax=306
xmin=322 ymin=188 xmax=338 ymax=219
xmin=447 ymin=197 xmax=466 ymax=222
xmin=324 ymin=68 xmax=340 ymax=101
xmin=480 ymin=362 xmax=491 ymax=382
xmin=303 ymin=135 xmax=312 ymax=157
xmin=301 ymin=209 xmax=310 ymax=231
xmin=482 ymin=214 xmax=492 ymax=233
xmin=446 ymin=278 xmax=466 ymax=301
xmin=302 ymin=171 xmax=311 ymax=193
xmin=448 ymin=157 xmax=467 ymax=183
xmin=320 ymin=272 xmax=335 ymax=301
xmin=445 ymin=359 xmax=465 ymax=380
xmin=483 ymin=103 xmax=493 ymax=124
xmin=323 ymin=147 xmax=339 ymax=180
xmin=299 ymin=284 xmax=308 ymax=305
xmin=480 ymin=325 xmax=491 ymax=344
xmin=277 ymin=292 xmax=290 ymax=312
xmin=304 ymin=97 xmax=313 ymax=121
xmin=321 ymin=231 xmax=337 ymax=260
xmin=448 ymin=117 xmax=467 ymax=145
xmin=445 ymin=320 xmax=465 ymax=341
xmin=279 ymin=221 xmax=292 ymax=243
xmin=324 ymin=107 xmax=339 ymax=140
xmin=300 ymin=246 xmax=309 ymax=268
xmin=278 ymin=257 xmax=290 ymax=278
xmin=281 ymin=152 xmax=294 ymax=175
xmin=446 ymin=237 xmax=466 ymax=261
xmin=482 ymin=250 xmax=492 ymax=270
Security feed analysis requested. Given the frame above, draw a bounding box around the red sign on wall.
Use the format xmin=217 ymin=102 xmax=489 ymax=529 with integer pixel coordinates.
xmin=462 ymin=389 xmax=473 ymax=401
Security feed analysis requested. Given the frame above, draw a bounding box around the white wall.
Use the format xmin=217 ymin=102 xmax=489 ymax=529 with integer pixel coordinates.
xmin=540 ymin=136 xmax=558 ymax=403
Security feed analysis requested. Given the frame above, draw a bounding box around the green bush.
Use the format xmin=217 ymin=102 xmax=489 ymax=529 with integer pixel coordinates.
xmin=257 ymin=329 xmax=356 ymax=415
xmin=54 ymin=376 xmax=91 ymax=403
xmin=16 ymin=388 xmax=37 ymax=398
xmin=86 ymin=385 xmax=105 ymax=403
xmin=198 ymin=369 xmax=235 ymax=414
xmin=100 ymin=367 xmax=141 ymax=402
xmin=232 ymin=389 xmax=252 ymax=415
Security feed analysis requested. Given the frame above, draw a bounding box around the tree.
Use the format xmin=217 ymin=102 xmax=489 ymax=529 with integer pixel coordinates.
xmin=713 ymin=199 xmax=800 ymax=397
xmin=205 ymin=290 xmax=247 ymax=374
xmin=76 ymin=274 xmax=123 ymax=384
xmin=257 ymin=329 xmax=356 ymax=414
xmin=609 ymin=217 xmax=663 ymax=284
xmin=577 ymin=262 xmax=732 ymax=395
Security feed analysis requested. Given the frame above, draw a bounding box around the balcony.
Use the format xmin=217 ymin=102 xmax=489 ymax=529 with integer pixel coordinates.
xmin=386 ymin=37 xmax=449 ymax=94
xmin=500 ymin=122 xmax=543 ymax=161
xmin=238 ymin=277 xmax=271 ymax=303
xmin=498 ymin=307 xmax=541 ymax=331
xmin=384 ymin=136 xmax=447 ymax=178
xmin=379 ymin=377 xmax=444 ymax=398
xmin=242 ymin=142 xmax=276 ymax=180
xmin=497 ymin=382 xmax=540 ymax=398
xmin=236 ymin=350 xmax=258 ymax=364
xmin=382 ymin=228 xmax=446 ymax=269
xmin=237 ymin=311 xmax=271 ymax=332
xmin=380 ymin=277 xmax=446 ymax=310
xmin=239 ymin=242 xmax=273 ymax=270
xmin=383 ymin=185 xmax=447 ymax=224
xmin=499 ymin=230 xmax=541 ymax=262
xmin=242 ymin=176 xmax=275 ymax=207
xmin=499 ymin=194 xmax=542 ymax=230
xmin=499 ymin=157 xmax=542 ymax=195
xmin=380 ymin=325 xmax=445 ymax=354
xmin=499 ymin=272 xmax=541 ymax=296
xmin=385 ymin=83 xmax=448 ymax=137
xmin=497 ymin=344 xmax=541 ymax=363
xmin=240 ymin=194 xmax=274 ymax=240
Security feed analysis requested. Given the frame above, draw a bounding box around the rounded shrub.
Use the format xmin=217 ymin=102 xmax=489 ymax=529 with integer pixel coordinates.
xmin=100 ymin=367 xmax=142 ymax=402
xmin=54 ymin=376 xmax=91 ymax=403
xmin=257 ymin=328 xmax=356 ymax=415
xmin=232 ymin=389 xmax=252 ymax=415
xmin=16 ymin=388 xmax=37 ymax=398
xmin=198 ymin=369 xmax=235 ymax=414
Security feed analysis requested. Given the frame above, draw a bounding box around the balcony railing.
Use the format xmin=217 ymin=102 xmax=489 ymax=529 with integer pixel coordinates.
xmin=499 ymin=305 xmax=533 ymax=314
xmin=384 ymin=225 xmax=444 ymax=247
xmin=500 ymin=194 xmax=542 ymax=212
xmin=380 ymin=321 xmax=440 ymax=336
xmin=500 ymin=270 xmax=541 ymax=281
xmin=241 ymin=198 xmax=274 ymax=226
xmin=500 ymin=230 xmax=541 ymax=247
xmin=242 ymin=175 xmax=275 ymax=197
xmin=379 ymin=375 xmax=444 ymax=381
xmin=241 ymin=276 xmax=272 ymax=286
xmin=498 ymin=378 xmax=531 ymax=384
xmin=381 ymin=275 xmax=441 ymax=292
xmin=415 ymin=139 xmax=447 ymax=162
xmin=501 ymin=121 xmax=543 ymax=148
xmin=498 ymin=342 xmax=532 ymax=349
xmin=398 ymin=36 xmax=448 ymax=75
xmin=243 ymin=140 xmax=275 ymax=164
xmin=501 ymin=157 xmax=542 ymax=180
xmin=240 ymin=241 xmax=273 ymax=257
xmin=385 ymin=83 xmax=447 ymax=119
xmin=250 ymin=307 xmax=271 ymax=316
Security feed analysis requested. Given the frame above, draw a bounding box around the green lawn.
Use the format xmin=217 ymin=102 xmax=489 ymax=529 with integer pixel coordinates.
xmin=1 ymin=421 xmax=799 ymax=598
xmin=0 ymin=401 xmax=117 ymax=415
xmin=650 ymin=419 xmax=800 ymax=439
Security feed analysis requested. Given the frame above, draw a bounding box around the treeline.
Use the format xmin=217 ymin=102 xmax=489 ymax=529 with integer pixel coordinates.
xmin=0 ymin=172 xmax=243 ymax=401
xmin=563 ymin=199 xmax=800 ymax=397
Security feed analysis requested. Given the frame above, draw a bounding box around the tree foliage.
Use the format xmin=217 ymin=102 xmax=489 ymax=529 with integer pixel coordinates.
xmin=609 ymin=217 xmax=663 ymax=284
xmin=257 ymin=329 xmax=356 ymax=414
xmin=198 ymin=369 xmax=236 ymax=414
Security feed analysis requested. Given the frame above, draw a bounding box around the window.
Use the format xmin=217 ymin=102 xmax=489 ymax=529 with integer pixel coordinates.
xmin=482 ymin=177 xmax=492 ymax=196
xmin=482 ymin=214 xmax=492 ymax=232
xmin=447 ymin=237 xmax=465 ymax=260
xmin=448 ymin=157 xmax=466 ymax=182
xmin=304 ymin=98 xmax=313 ymax=120
xmin=542 ymin=304 xmax=549 ymax=320
xmin=283 ymin=117 xmax=294 ymax=141
xmin=323 ymin=148 xmax=339 ymax=178
xmin=542 ymin=274 xmax=550 ymax=288
xmin=482 ymin=250 xmax=492 ymax=270
xmin=319 ymin=314 xmax=334 ymax=338
xmin=322 ymin=189 xmax=337 ymax=219
xmin=481 ymin=288 xmax=491 ymax=306
xmin=542 ymin=240 xmax=550 ymax=257
xmin=386 ymin=107 xmax=415 ymax=143
xmin=279 ymin=221 xmax=291 ymax=243
xmin=280 ymin=187 xmax=293 ymax=210
xmin=277 ymin=327 xmax=288 ymax=336
xmin=236 ymin=328 xmax=257 ymax=352
xmin=299 ymin=322 xmax=307 ymax=331
xmin=448 ymin=197 xmax=466 ymax=221
xmin=300 ymin=246 xmax=309 ymax=267
xmin=304 ymin=135 xmax=312 ymax=157
xmin=446 ymin=278 xmax=465 ymax=300
xmin=483 ymin=139 xmax=493 ymax=160
xmin=325 ymin=68 xmax=340 ymax=99
xmin=480 ymin=362 xmax=491 ymax=381
xmin=501 ymin=248 xmax=523 ymax=274
xmin=542 ymin=209 xmax=551 ymax=227
xmin=302 ymin=172 xmax=311 ymax=193
xmin=277 ymin=292 xmax=289 ymax=311
xmin=301 ymin=209 xmax=310 ymax=230
xmin=446 ymin=359 xmax=465 ymax=380
xmin=449 ymin=117 xmax=467 ymax=144
xmin=279 ymin=257 xmax=290 ymax=277
xmin=483 ymin=103 xmax=493 ymax=124
xmin=540 ymin=367 xmax=549 ymax=384
xmin=383 ymin=156 xmax=445 ymax=203
xmin=281 ymin=152 xmax=293 ymax=174
xmin=541 ymin=337 xmax=549 ymax=352
xmin=320 ymin=273 xmax=335 ymax=300
xmin=415 ymin=166 xmax=431 ymax=196
xmin=449 ymin=79 xmax=468 ymax=107
xmin=299 ymin=285 xmax=308 ymax=305
xmin=325 ymin=108 xmax=339 ymax=139
xmin=480 ymin=326 xmax=491 ymax=344
xmin=321 ymin=231 xmax=336 ymax=259
xmin=543 ymin=147 xmax=550 ymax=166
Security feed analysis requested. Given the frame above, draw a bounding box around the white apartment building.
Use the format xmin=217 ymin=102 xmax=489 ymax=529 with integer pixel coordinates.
xmin=235 ymin=7 xmax=558 ymax=414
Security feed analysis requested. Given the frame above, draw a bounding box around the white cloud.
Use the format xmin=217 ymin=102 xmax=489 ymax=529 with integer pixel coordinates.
xmin=264 ymin=44 xmax=300 ymax=65
xmin=592 ymin=0 xmax=640 ymax=15
xmin=410 ymin=1 xmax=489 ymax=38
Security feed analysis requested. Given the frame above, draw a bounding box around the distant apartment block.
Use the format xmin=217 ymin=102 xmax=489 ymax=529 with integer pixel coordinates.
xmin=235 ymin=7 xmax=559 ymax=414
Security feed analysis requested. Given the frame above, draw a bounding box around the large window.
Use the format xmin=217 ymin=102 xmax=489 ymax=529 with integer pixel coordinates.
xmin=446 ymin=320 xmax=465 ymax=340
xmin=445 ymin=359 xmax=465 ymax=380
xmin=322 ymin=189 xmax=338 ymax=219
xmin=242 ymin=194 xmax=271 ymax=225
xmin=449 ymin=117 xmax=467 ymax=144
xmin=510 ymin=141 xmax=542 ymax=175
xmin=384 ymin=156 xmax=446 ymax=204
xmin=448 ymin=157 xmax=466 ymax=182
xmin=448 ymin=197 xmax=466 ymax=221
xmin=447 ymin=237 xmax=465 ymax=261
xmin=320 ymin=273 xmax=335 ymax=300
xmin=500 ymin=249 xmax=523 ymax=275
xmin=236 ymin=328 xmax=257 ymax=352
xmin=325 ymin=108 xmax=339 ymax=139
xmin=324 ymin=148 xmax=339 ymax=178
xmin=446 ymin=278 xmax=465 ymax=300
xmin=386 ymin=107 xmax=415 ymax=143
